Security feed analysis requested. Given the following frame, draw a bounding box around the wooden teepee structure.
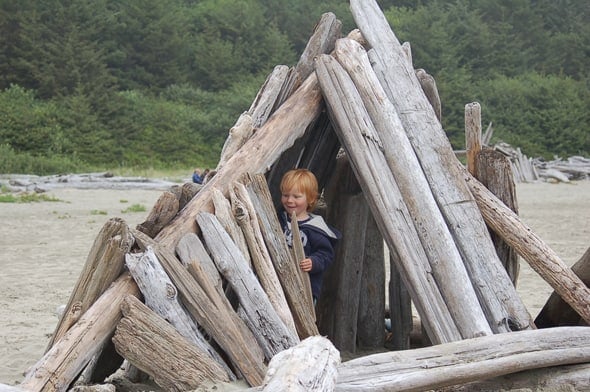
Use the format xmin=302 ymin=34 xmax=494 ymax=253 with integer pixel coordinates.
xmin=6 ymin=1 xmax=589 ymax=391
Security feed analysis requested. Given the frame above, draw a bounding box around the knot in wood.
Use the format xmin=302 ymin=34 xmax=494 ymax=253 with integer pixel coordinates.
xmin=165 ymin=283 xmax=177 ymax=299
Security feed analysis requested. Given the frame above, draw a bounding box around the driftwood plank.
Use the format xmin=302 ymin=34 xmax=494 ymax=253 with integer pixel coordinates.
xmin=231 ymin=182 xmax=297 ymax=335
xmin=241 ymin=173 xmax=319 ymax=338
xmin=197 ymin=211 xmax=299 ymax=359
xmin=21 ymin=274 xmax=140 ymax=392
xmin=46 ymin=218 xmax=134 ymax=350
xmin=136 ymin=191 xmax=179 ymax=238
xmin=336 ymin=326 xmax=590 ymax=392
xmin=113 ymin=296 xmax=233 ymax=391
xmin=350 ymin=0 xmax=532 ymax=333
xmin=332 ymin=37 xmax=491 ymax=339
xmin=211 ymin=187 xmax=251 ymax=266
xmin=465 ymin=173 xmax=590 ymax=324
xmin=175 ymin=232 xmax=223 ymax=293
xmin=289 ymin=210 xmax=315 ymax=317
xmin=315 ymin=53 xmax=461 ymax=344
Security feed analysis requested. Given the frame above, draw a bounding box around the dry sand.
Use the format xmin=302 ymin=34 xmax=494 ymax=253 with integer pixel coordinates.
xmin=0 ymin=181 xmax=589 ymax=386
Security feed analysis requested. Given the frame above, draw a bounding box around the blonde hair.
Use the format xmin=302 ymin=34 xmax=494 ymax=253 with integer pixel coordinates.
xmin=280 ymin=169 xmax=319 ymax=212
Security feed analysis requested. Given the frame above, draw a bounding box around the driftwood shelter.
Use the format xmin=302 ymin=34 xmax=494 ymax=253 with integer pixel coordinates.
xmin=5 ymin=1 xmax=590 ymax=391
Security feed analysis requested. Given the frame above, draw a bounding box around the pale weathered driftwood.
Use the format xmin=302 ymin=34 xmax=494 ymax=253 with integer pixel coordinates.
xmin=332 ymin=38 xmax=491 ymax=339
xmin=211 ymin=187 xmax=251 ymax=266
xmin=175 ymin=233 xmax=223 ymax=293
xmin=231 ymin=182 xmax=297 ymax=335
xmin=125 ymin=247 xmax=231 ymax=375
xmin=535 ymin=245 xmax=590 ymax=327
xmin=217 ymin=112 xmax=255 ymax=170
xmin=336 ymin=326 xmax=590 ymax=392
xmin=132 ymin=230 xmax=267 ymax=386
xmin=415 ymin=68 xmax=441 ymax=122
xmin=465 ymin=171 xmax=590 ymax=324
xmin=289 ymin=210 xmax=315 ymax=318
xmin=46 ymin=218 xmax=134 ymax=351
xmin=241 ymin=173 xmax=319 ymax=338
xmin=197 ymin=211 xmax=299 ymax=359
xmin=21 ymin=274 xmax=140 ymax=392
xmin=254 ymin=336 xmax=340 ymax=392
xmin=315 ymin=53 xmax=461 ymax=344
xmin=113 ymin=296 xmax=233 ymax=391
xmin=351 ymin=0 xmax=532 ymax=333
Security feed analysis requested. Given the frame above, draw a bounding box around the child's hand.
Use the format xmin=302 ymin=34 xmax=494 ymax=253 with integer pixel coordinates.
xmin=300 ymin=258 xmax=312 ymax=272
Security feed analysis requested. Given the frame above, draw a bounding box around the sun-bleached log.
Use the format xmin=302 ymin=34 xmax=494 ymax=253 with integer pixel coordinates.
xmin=21 ymin=274 xmax=140 ymax=392
xmin=211 ymin=187 xmax=251 ymax=266
xmin=45 ymin=218 xmax=134 ymax=351
xmin=125 ymin=247 xmax=232 ymax=376
xmin=465 ymin=173 xmax=590 ymax=324
xmin=136 ymin=191 xmax=180 ymax=238
xmin=336 ymin=327 xmax=590 ymax=392
xmin=197 ymin=211 xmax=299 ymax=359
xmin=350 ymin=0 xmax=532 ymax=333
xmin=241 ymin=173 xmax=319 ymax=338
xmin=175 ymin=233 xmax=223 ymax=293
xmin=113 ymin=296 xmax=233 ymax=391
xmin=289 ymin=210 xmax=315 ymax=318
xmin=331 ymin=37 xmax=491 ymax=339
xmin=132 ymin=230 xmax=267 ymax=387
xmin=231 ymin=182 xmax=297 ymax=335
xmin=315 ymin=53 xmax=461 ymax=344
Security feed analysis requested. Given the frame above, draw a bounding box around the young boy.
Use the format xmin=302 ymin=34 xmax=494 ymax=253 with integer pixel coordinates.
xmin=278 ymin=169 xmax=341 ymax=302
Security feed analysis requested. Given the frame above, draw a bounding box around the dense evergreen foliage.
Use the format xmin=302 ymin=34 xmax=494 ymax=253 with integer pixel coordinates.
xmin=0 ymin=0 xmax=587 ymax=174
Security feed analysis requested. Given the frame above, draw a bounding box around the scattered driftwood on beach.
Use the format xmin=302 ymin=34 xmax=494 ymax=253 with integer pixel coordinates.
xmin=4 ymin=1 xmax=589 ymax=391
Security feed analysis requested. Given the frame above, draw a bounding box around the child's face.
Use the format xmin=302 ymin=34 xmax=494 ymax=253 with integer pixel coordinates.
xmin=281 ymin=187 xmax=309 ymax=219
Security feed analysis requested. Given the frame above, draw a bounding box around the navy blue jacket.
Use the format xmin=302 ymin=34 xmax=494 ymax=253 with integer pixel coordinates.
xmin=278 ymin=210 xmax=341 ymax=300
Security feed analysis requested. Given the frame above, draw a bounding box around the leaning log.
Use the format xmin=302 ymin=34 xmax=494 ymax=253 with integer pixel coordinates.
xmin=21 ymin=274 xmax=140 ymax=392
xmin=350 ymin=0 xmax=533 ymax=332
xmin=46 ymin=218 xmax=134 ymax=350
xmin=315 ymin=53 xmax=461 ymax=344
xmin=113 ymin=296 xmax=233 ymax=391
xmin=332 ymin=37 xmax=491 ymax=339
xmin=335 ymin=326 xmax=590 ymax=392
xmin=465 ymin=171 xmax=590 ymax=324
xmin=197 ymin=211 xmax=299 ymax=359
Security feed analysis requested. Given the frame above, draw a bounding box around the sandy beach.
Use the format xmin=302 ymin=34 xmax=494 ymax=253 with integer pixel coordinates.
xmin=0 ymin=180 xmax=588 ymax=386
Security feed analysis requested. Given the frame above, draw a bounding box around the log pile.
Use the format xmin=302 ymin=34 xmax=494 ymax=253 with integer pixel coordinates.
xmin=5 ymin=1 xmax=589 ymax=391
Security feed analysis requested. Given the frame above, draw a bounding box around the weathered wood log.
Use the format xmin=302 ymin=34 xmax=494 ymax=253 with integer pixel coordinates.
xmin=535 ymin=246 xmax=590 ymax=327
xmin=315 ymin=52 xmax=461 ymax=344
xmin=21 ymin=274 xmax=140 ymax=392
xmin=351 ymin=0 xmax=533 ymax=333
xmin=125 ymin=247 xmax=232 ymax=376
xmin=465 ymin=171 xmax=590 ymax=324
xmin=475 ymin=147 xmax=520 ymax=284
xmin=231 ymin=182 xmax=297 ymax=335
xmin=335 ymin=326 xmax=590 ymax=392
xmin=0 ymin=384 xmax=26 ymax=392
xmin=415 ymin=68 xmax=441 ymax=122
xmin=442 ymin=363 xmax=590 ymax=391
xmin=331 ymin=38 xmax=491 ymax=339
xmin=136 ymin=191 xmax=179 ymax=238
xmin=46 ymin=218 xmax=134 ymax=350
xmin=132 ymin=230 xmax=267 ymax=386
xmin=113 ymin=296 xmax=233 ymax=391
xmin=197 ymin=211 xmax=299 ymax=359
xmin=241 ymin=172 xmax=319 ymax=338
xmin=465 ymin=102 xmax=482 ymax=177
xmin=155 ymin=71 xmax=325 ymax=251
xmin=256 ymin=336 xmax=340 ymax=392
xmin=387 ymin=246 xmax=413 ymax=350
xmin=217 ymin=112 xmax=255 ymax=170
xmin=211 ymin=187 xmax=251 ymax=266
xmin=175 ymin=232 xmax=223 ymax=293
xmin=289 ymin=210 xmax=315 ymax=318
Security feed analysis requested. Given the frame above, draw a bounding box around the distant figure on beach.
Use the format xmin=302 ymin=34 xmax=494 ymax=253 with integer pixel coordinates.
xmin=192 ymin=168 xmax=203 ymax=184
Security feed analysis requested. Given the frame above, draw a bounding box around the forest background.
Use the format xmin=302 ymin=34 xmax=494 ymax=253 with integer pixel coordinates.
xmin=0 ymin=0 xmax=588 ymax=175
